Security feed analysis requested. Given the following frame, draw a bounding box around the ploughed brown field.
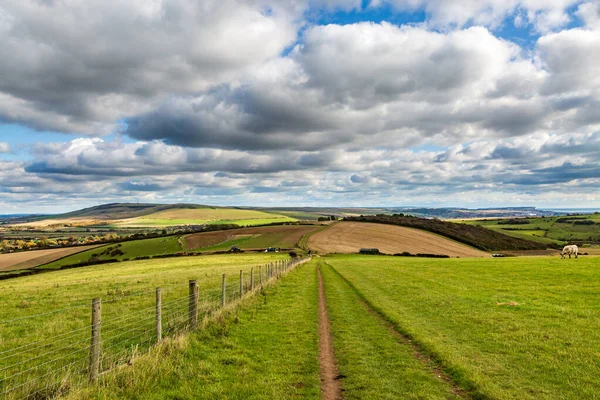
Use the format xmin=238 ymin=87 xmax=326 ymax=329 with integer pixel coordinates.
xmin=184 ymin=225 xmax=322 ymax=250
xmin=0 ymin=245 xmax=103 ymax=271
xmin=307 ymin=221 xmax=489 ymax=257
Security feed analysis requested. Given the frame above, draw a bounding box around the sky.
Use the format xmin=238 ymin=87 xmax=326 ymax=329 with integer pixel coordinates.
xmin=0 ymin=0 xmax=599 ymax=213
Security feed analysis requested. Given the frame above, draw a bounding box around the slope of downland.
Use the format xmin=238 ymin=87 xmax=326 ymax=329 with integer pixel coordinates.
xmin=0 ymin=245 xmax=102 ymax=271
xmin=66 ymin=261 xmax=321 ymax=400
xmin=326 ymin=255 xmax=600 ymax=399
xmin=38 ymin=235 xmax=183 ymax=269
xmin=184 ymin=225 xmax=321 ymax=251
xmin=115 ymin=208 xmax=296 ymax=227
xmin=462 ymin=214 xmax=600 ymax=247
xmin=344 ymin=215 xmax=547 ymax=251
xmin=307 ymin=222 xmax=488 ymax=257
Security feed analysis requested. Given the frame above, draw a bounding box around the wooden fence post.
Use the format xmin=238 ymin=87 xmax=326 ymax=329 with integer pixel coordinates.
xmin=251 ymin=267 xmax=254 ymax=291
xmin=259 ymin=265 xmax=263 ymax=286
xmin=239 ymin=270 xmax=243 ymax=297
xmin=189 ymin=280 xmax=198 ymax=329
xmin=89 ymin=298 xmax=101 ymax=382
xmin=222 ymin=274 xmax=226 ymax=307
xmin=156 ymin=287 xmax=162 ymax=342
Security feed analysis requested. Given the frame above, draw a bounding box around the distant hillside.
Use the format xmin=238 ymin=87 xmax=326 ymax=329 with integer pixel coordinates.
xmin=55 ymin=203 xmax=209 ymax=220
xmin=344 ymin=215 xmax=547 ymax=251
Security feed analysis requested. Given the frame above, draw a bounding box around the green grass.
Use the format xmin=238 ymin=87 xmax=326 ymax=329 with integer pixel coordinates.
xmin=37 ymin=236 xmax=184 ymax=269
xmin=325 ymin=254 xmax=600 ymax=399
xmin=206 ymin=218 xmax=297 ymax=226
xmin=67 ymin=261 xmax=321 ymax=400
xmin=463 ymin=215 xmax=600 ymax=246
xmin=115 ymin=208 xmax=297 ymax=228
xmin=320 ymin=263 xmax=461 ymax=399
xmin=0 ymin=253 xmax=290 ymax=398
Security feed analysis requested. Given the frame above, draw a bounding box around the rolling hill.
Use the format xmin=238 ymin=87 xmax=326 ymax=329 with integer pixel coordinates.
xmin=8 ymin=203 xmax=297 ymax=228
xmin=343 ymin=215 xmax=547 ymax=251
xmin=307 ymin=221 xmax=488 ymax=257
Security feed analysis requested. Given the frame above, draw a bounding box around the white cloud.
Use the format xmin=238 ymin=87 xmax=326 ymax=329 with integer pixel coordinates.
xmin=577 ymin=2 xmax=600 ymax=30
xmin=0 ymin=0 xmax=300 ymax=134
xmin=0 ymin=142 xmax=10 ymax=153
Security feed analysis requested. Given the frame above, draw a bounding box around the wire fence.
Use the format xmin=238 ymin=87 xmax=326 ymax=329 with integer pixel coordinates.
xmin=0 ymin=257 xmax=310 ymax=399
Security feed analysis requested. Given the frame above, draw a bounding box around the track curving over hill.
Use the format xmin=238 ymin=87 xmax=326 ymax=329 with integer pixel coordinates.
xmin=307 ymin=222 xmax=488 ymax=257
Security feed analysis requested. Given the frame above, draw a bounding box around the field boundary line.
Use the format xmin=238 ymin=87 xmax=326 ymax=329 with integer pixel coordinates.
xmin=317 ymin=265 xmax=343 ymax=400
xmin=324 ymin=261 xmax=487 ymax=400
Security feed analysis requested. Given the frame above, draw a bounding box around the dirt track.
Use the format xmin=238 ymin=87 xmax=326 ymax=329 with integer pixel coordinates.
xmin=308 ymin=222 xmax=488 ymax=258
xmin=318 ymin=266 xmax=342 ymax=400
xmin=0 ymin=245 xmax=102 ymax=271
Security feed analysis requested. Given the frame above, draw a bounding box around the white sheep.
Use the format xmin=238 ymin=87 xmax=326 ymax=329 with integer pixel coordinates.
xmin=561 ymin=245 xmax=578 ymax=259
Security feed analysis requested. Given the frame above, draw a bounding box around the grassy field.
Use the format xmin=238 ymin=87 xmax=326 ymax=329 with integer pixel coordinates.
xmin=36 ymin=236 xmax=184 ymax=269
xmin=0 ymin=253 xmax=290 ymax=398
xmin=67 ymin=260 xmax=321 ymax=400
xmin=462 ymin=214 xmax=600 ymax=246
xmin=325 ymin=254 xmax=600 ymax=399
xmin=115 ymin=208 xmax=296 ymax=227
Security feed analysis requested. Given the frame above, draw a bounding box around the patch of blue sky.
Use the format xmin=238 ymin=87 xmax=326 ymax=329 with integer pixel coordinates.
xmin=0 ymin=122 xmax=136 ymax=161
xmin=409 ymin=143 xmax=447 ymax=153
xmin=283 ymin=0 xmax=587 ymax=57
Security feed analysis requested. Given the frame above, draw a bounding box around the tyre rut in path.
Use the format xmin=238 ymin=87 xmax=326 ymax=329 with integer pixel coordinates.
xmin=326 ymin=262 xmax=476 ymax=400
xmin=318 ymin=265 xmax=343 ymax=400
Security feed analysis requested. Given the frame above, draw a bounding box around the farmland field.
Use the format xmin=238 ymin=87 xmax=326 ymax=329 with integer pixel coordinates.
xmin=37 ymin=235 xmax=184 ymax=269
xmin=0 ymin=245 xmax=102 ymax=271
xmin=184 ymin=225 xmax=323 ymax=251
xmin=462 ymin=214 xmax=600 ymax=246
xmin=115 ymin=208 xmax=296 ymax=227
xmin=323 ymin=254 xmax=600 ymax=399
xmin=2 ymin=253 xmax=599 ymax=399
xmin=308 ymin=221 xmax=488 ymax=257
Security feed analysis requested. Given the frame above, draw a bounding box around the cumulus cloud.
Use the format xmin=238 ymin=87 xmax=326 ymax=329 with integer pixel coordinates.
xmin=2 ymin=1 xmax=600 ymax=211
xmin=126 ymin=22 xmax=600 ymax=151
xmin=0 ymin=142 xmax=10 ymax=153
xmin=0 ymin=0 xmax=301 ymax=134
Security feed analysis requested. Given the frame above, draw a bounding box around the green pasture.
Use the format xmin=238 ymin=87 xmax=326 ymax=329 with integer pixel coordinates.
xmin=206 ymin=217 xmax=297 ymax=226
xmin=325 ymin=254 xmax=600 ymax=399
xmin=113 ymin=207 xmax=297 ymax=228
xmin=3 ymin=253 xmax=599 ymax=399
xmin=463 ymin=214 xmax=600 ymax=246
xmin=37 ymin=235 xmax=184 ymax=269
xmin=0 ymin=253 xmax=289 ymax=398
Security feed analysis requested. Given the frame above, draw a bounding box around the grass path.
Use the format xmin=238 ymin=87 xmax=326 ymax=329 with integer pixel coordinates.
xmin=68 ymin=262 xmax=321 ymax=399
xmin=317 ymin=266 xmax=342 ymax=400
xmin=320 ymin=262 xmax=464 ymax=399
